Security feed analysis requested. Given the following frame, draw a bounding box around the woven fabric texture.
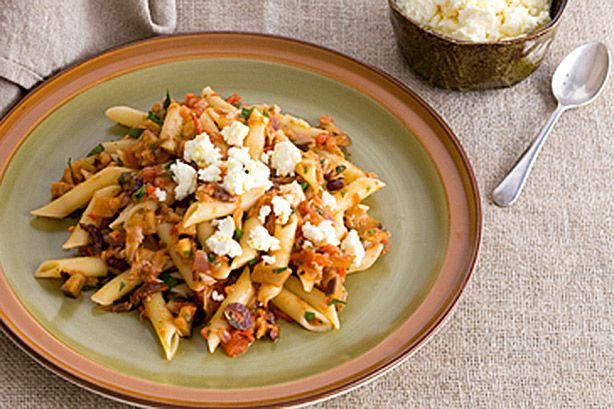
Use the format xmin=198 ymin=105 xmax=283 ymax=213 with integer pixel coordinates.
xmin=0 ymin=0 xmax=612 ymax=407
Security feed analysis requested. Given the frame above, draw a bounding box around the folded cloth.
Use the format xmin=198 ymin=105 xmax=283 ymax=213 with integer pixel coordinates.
xmin=0 ymin=0 xmax=177 ymax=116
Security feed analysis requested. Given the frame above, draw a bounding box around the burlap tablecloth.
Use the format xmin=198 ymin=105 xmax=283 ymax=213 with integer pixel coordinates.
xmin=1 ymin=0 xmax=612 ymax=407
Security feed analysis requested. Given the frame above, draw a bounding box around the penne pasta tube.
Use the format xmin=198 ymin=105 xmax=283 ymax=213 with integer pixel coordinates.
xmin=245 ymin=109 xmax=268 ymax=160
xmin=159 ymin=102 xmax=183 ymax=153
xmin=315 ymin=149 xmax=366 ymax=182
xmin=333 ymin=210 xmax=347 ymax=241
xmin=271 ymin=288 xmax=332 ymax=332
xmin=296 ymin=159 xmax=320 ymax=192
xmin=285 ymin=276 xmax=340 ymax=329
xmin=102 ymin=138 xmax=137 ymax=153
xmin=256 ymin=283 xmax=282 ymax=306
xmin=90 ymin=270 xmax=142 ymax=306
xmin=105 ymin=106 xmax=147 ymax=128
xmin=279 ymin=114 xmax=326 ymax=139
xmin=183 ymin=187 xmax=265 ymax=228
xmin=202 ymin=86 xmax=239 ymax=113
xmin=35 ymin=257 xmax=108 ymax=278
xmin=63 ymin=185 xmax=121 ymax=249
xmin=334 ymin=177 xmax=385 ymax=214
xmin=229 ymin=217 xmax=259 ymax=271
xmin=143 ymin=292 xmax=180 ymax=360
xmin=348 ymin=243 xmax=384 ymax=274
xmin=158 ymin=223 xmax=205 ymax=292
xmin=250 ymin=214 xmax=298 ymax=287
xmin=31 ymin=167 xmax=132 ymax=219
xmin=196 ymin=221 xmax=215 ymax=247
xmin=205 ymin=268 xmax=254 ymax=353
xmin=170 ymin=283 xmax=194 ymax=298
xmin=198 ymin=110 xmax=220 ymax=134
xmin=109 ymin=201 xmax=156 ymax=231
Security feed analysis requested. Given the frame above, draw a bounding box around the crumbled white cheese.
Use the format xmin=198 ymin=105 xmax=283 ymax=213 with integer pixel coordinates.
xmin=341 ymin=229 xmax=365 ymax=267
xmin=222 ymin=147 xmax=273 ymax=195
xmin=271 ymin=195 xmax=292 ymax=225
xmin=170 ymin=161 xmax=197 ymax=200
xmin=211 ymin=290 xmax=225 ymax=302
xmin=270 ymin=140 xmax=302 ymax=176
xmin=247 ymin=225 xmax=280 ymax=252
xmin=183 ymin=132 xmax=222 ymax=168
xmin=262 ymin=255 xmax=276 ymax=265
xmin=279 ymin=181 xmax=306 ymax=207
xmin=206 ymin=216 xmax=243 ymax=258
xmin=321 ymin=191 xmax=336 ymax=210
xmin=303 ymin=240 xmax=315 ymax=250
xmin=395 ymin=0 xmax=551 ymax=42
xmin=260 ymin=151 xmax=270 ymax=164
xmin=152 ymin=187 xmax=167 ymax=202
xmin=198 ymin=164 xmax=222 ymax=182
xmin=302 ymin=220 xmax=339 ymax=246
xmin=258 ymin=205 xmax=272 ymax=224
xmin=221 ymin=121 xmax=249 ymax=147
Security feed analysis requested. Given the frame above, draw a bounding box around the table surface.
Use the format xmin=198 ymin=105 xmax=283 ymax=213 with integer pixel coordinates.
xmin=1 ymin=0 xmax=612 ymax=407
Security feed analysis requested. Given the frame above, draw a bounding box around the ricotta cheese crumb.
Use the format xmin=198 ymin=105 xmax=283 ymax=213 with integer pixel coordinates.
xmin=279 ymin=181 xmax=306 ymax=207
xmin=302 ymin=220 xmax=340 ymax=246
xmin=222 ymin=147 xmax=273 ymax=195
xmin=211 ymin=290 xmax=225 ymax=302
xmin=258 ymin=205 xmax=272 ymax=224
xmin=247 ymin=225 xmax=280 ymax=252
xmin=271 ymin=195 xmax=292 ymax=225
xmin=395 ymin=0 xmax=551 ymax=42
xmin=170 ymin=161 xmax=197 ymax=200
xmin=183 ymin=132 xmax=222 ymax=168
xmin=206 ymin=216 xmax=243 ymax=258
xmin=262 ymin=255 xmax=276 ymax=265
xmin=152 ymin=187 xmax=167 ymax=202
xmin=270 ymin=141 xmax=302 ymax=176
xmin=221 ymin=121 xmax=249 ymax=147
xmin=341 ymin=229 xmax=365 ymax=267
xmin=321 ymin=191 xmax=337 ymax=210
xmin=198 ymin=164 xmax=222 ymax=182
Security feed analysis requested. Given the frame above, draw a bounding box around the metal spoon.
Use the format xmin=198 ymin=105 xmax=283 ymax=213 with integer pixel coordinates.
xmin=492 ymin=42 xmax=610 ymax=207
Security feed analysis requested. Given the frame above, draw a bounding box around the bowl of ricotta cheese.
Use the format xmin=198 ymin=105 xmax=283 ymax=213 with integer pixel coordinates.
xmin=389 ymin=0 xmax=568 ymax=90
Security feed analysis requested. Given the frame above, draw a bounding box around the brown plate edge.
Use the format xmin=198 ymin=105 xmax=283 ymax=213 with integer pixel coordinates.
xmin=0 ymin=32 xmax=482 ymax=408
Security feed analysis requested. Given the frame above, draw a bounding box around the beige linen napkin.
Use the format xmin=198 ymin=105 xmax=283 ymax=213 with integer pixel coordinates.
xmin=0 ymin=0 xmax=177 ymax=116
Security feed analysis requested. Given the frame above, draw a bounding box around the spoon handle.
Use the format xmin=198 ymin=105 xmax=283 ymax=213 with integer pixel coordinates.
xmin=492 ymin=104 xmax=566 ymax=207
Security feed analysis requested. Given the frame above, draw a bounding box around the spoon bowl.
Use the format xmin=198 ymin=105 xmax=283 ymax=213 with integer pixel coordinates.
xmin=553 ymin=42 xmax=611 ymax=107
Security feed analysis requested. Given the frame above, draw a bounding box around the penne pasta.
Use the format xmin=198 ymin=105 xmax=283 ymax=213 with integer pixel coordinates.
xmin=198 ymin=110 xmax=220 ymax=134
xmin=296 ymin=159 xmax=321 ymax=192
xmin=251 ymin=214 xmax=298 ymax=287
xmin=102 ymin=138 xmax=137 ymax=153
xmin=90 ymin=270 xmax=142 ymax=306
xmin=63 ymin=185 xmax=121 ymax=249
xmin=105 ymin=106 xmax=147 ymax=128
xmin=315 ymin=149 xmax=366 ymax=182
xmin=244 ymin=109 xmax=268 ymax=160
xmin=143 ymin=292 xmax=180 ymax=360
xmin=158 ymin=223 xmax=206 ymax=292
xmin=348 ymin=243 xmax=385 ymax=274
xmin=183 ymin=187 xmax=265 ymax=227
xmin=285 ymin=276 xmax=340 ymax=329
xmin=35 ymin=257 xmax=108 ymax=278
xmin=205 ymin=268 xmax=254 ymax=353
xmin=202 ymin=86 xmax=239 ymax=113
xmin=228 ymin=217 xmax=259 ymax=271
xmin=271 ymin=288 xmax=332 ymax=332
xmin=31 ymin=167 xmax=132 ymax=218
xmin=159 ymin=102 xmax=183 ymax=153
xmin=279 ymin=114 xmax=326 ymax=139
xmin=334 ymin=177 xmax=386 ymax=214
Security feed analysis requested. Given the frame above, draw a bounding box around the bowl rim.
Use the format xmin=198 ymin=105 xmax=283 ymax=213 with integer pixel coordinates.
xmin=0 ymin=32 xmax=482 ymax=407
xmin=388 ymin=0 xmax=569 ymax=46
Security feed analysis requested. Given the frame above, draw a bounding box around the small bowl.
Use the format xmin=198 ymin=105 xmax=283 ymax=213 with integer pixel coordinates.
xmin=389 ymin=0 xmax=568 ymax=90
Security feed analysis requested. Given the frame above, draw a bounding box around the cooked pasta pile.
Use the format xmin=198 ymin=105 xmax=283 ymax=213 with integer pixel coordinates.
xmin=31 ymin=87 xmax=390 ymax=359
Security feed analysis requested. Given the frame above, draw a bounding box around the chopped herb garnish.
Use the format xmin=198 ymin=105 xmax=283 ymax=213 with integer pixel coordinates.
xmin=262 ymin=109 xmax=269 ymax=118
xmin=67 ymin=158 xmax=75 ymax=181
xmin=366 ymin=186 xmax=371 ymax=192
xmin=82 ymin=285 xmax=97 ymax=292
xmin=163 ymin=89 xmax=172 ymax=111
xmin=234 ymin=228 xmax=244 ymax=240
xmin=319 ymin=158 xmax=325 ymax=165
xmin=184 ymin=313 xmax=191 ymax=321
xmin=304 ymin=311 xmax=316 ymax=321
xmin=208 ymin=253 xmax=216 ymax=262
xmin=315 ymin=208 xmax=324 ymax=216
xmin=300 ymin=181 xmax=309 ymax=191
xmin=239 ymin=106 xmax=255 ymax=120
xmin=335 ymin=165 xmax=346 ymax=174
xmin=118 ymin=281 xmax=126 ymax=292
xmin=118 ymin=172 xmax=131 ymax=186
xmin=87 ymin=144 xmax=104 ymax=157
xmin=367 ymin=229 xmax=376 ymax=235
xmin=248 ymin=259 xmax=258 ymax=266
xmin=149 ymin=143 xmax=157 ymax=149
xmin=132 ymin=185 xmax=147 ymax=202
xmin=164 ymin=161 xmax=174 ymax=177
xmin=303 ymin=165 xmax=308 ymax=173
xmin=159 ymin=270 xmax=177 ymax=290
xmin=340 ymin=189 xmax=348 ymax=197
xmin=272 ymin=266 xmax=288 ymax=274
xmin=214 ymin=262 xmax=222 ymax=268
xmin=128 ymin=127 xmax=145 ymax=139
xmin=328 ymin=299 xmax=347 ymax=306
xmin=147 ymin=111 xmax=162 ymax=126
